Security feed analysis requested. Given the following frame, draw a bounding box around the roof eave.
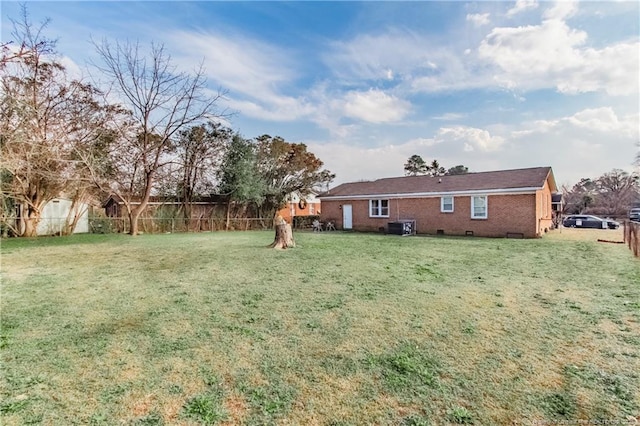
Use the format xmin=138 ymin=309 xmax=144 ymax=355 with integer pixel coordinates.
xmin=319 ymin=186 xmax=542 ymax=200
xmin=545 ymin=168 xmax=558 ymax=193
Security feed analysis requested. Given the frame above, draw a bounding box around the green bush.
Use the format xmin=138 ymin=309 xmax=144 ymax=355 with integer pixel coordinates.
xmin=88 ymin=217 xmax=116 ymax=234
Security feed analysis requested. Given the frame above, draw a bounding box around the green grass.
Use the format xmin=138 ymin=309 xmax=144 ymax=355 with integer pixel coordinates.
xmin=1 ymin=230 xmax=639 ymax=424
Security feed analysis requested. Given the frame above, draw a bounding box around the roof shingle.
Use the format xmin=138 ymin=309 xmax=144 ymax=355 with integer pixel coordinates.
xmin=319 ymin=167 xmax=555 ymax=198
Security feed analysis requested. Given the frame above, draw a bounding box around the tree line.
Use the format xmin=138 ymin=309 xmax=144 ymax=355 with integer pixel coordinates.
xmin=1 ymin=8 xmax=334 ymax=237
xmin=404 ymin=154 xmax=468 ymax=176
xmin=561 ymin=169 xmax=639 ymax=217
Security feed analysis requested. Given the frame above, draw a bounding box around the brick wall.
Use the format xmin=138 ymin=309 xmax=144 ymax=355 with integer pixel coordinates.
xmin=320 ymin=193 xmax=544 ymax=238
xmin=535 ymin=180 xmax=554 ymax=235
xmin=277 ymin=201 xmax=321 ymax=222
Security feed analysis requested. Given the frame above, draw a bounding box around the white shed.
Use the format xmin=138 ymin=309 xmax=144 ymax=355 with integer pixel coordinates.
xmin=36 ymin=198 xmax=90 ymax=235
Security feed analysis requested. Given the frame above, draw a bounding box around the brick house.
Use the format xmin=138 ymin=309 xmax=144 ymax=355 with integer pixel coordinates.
xmin=276 ymin=192 xmax=321 ymax=223
xmin=318 ymin=166 xmax=558 ymax=238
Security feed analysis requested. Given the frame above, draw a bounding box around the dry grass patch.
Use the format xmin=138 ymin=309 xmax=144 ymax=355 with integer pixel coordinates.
xmin=1 ymin=230 xmax=638 ymax=424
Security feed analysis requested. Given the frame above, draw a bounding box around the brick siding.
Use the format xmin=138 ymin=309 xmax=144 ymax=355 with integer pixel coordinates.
xmin=321 ymin=192 xmax=551 ymax=238
xmin=277 ymin=201 xmax=321 ymax=222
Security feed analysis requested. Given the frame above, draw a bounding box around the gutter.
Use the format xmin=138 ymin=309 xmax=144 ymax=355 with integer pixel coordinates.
xmin=318 ymin=186 xmax=543 ymax=201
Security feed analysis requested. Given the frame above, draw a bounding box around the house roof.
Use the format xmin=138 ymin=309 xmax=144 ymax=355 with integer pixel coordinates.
xmin=319 ymin=166 xmax=557 ymax=200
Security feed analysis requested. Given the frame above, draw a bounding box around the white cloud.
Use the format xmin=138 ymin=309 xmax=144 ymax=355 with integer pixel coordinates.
xmin=466 ymin=13 xmax=491 ymax=27
xmin=409 ymin=52 xmax=485 ymax=93
xmin=432 ymin=113 xmax=466 ymax=121
xmin=313 ymin=105 xmax=639 ymax=187
xmin=59 ymin=56 xmax=84 ymax=81
xmin=165 ymin=29 xmax=319 ymax=122
xmin=506 ymin=0 xmax=539 ymax=17
xmin=478 ymin=18 xmax=639 ymax=95
xmin=325 ymin=3 xmax=637 ymax=97
xmin=226 ymin=97 xmax=316 ymax=122
xmin=479 ymin=20 xmax=586 ymax=78
xmin=435 ymin=126 xmax=505 ymax=152
xmin=404 ymin=137 xmax=438 ymax=148
xmin=309 ymin=124 xmax=509 ymax=185
xmin=557 ymin=41 xmax=639 ymax=95
xmin=324 ymin=30 xmax=461 ymax=87
xmin=308 ymin=142 xmax=409 ymax=184
xmin=568 ymin=107 xmax=622 ymax=133
xmin=342 ymin=89 xmax=411 ymax=123
xmin=169 ymin=30 xmax=294 ymax=99
xmin=513 ymin=107 xmax=639 ymax=138
xmin=543 ymin=0 xmax=578 ymax=20
xmin=506 ymin=107 xmax=639 ymax=184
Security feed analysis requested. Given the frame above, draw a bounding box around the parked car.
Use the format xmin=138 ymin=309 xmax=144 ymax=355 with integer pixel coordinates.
xmin=562 ymin=215 xmax=620 ymax=229
xmin=629 ymin=208 xmax=640 ymax=222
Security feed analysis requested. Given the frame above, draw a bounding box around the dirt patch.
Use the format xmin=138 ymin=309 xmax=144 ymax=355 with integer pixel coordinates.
xmin=131 ymin=393 xmax=156 ymax=417
xmin=220 ymin=392 xmax=249 ymax=425
xmin=161 ymin=398 xmax=185 ymax=423
xmin=546 ymin=227 xmax=624 ymax=242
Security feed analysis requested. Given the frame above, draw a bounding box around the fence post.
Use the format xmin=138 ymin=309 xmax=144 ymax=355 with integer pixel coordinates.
xmin=625 ymin=221 xmax=640 ymax=259
xmin=633 ymin=223 xmax=639 ymax=258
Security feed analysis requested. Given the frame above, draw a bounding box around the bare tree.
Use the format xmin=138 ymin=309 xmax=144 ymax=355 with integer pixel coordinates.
xmin=1 ymin=7 xmax=112 ymax=236
xmin=596 ymin=169 xmax=639 ymax=216
xmin=1 ymin=41 xmax=37 ymax=69
xmin=562 ymin=178 xmax=597 ymax=214
xmin=91 ymin=40 xmax=227 ymax=235
xmin=563 ymin=171 xmax=639 ymax=216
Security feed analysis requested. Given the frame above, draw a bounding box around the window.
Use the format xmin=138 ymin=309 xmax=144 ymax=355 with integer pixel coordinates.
xmin=471 ymin=196 xmax=487 ymax=219
xmin=441 ymin=196 xmax=454 ymax=213
xmin=309 ymin=204 xmax=315 ymax=214
xmin=369 ymin=199 xmax=389 ymax=217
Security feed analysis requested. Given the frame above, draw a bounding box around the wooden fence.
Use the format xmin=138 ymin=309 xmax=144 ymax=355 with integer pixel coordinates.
xmin=624 ymin=221 xmax=639 ymax=258
xmin=89 ymin=217 xmax=275 ymax=234
xmin=87 ymin=216 xmax=321 ymax=234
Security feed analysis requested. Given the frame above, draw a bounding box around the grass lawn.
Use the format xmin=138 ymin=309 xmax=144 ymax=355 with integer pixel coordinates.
xmin=1 ymin=229 xmax=639 ymax=425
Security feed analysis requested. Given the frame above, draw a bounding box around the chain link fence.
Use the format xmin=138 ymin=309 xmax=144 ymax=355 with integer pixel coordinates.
xmin=2 ymin=215 xmax=323 ymax=236
xmin=88 ymin=214 xmax=326 ymax=235
xmin=89 ymin=217 xmax=276 ymax=234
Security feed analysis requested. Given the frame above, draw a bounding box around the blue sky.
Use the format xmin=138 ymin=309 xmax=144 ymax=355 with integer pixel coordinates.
xmin=2 ymin=1 xmax=639 ymax=187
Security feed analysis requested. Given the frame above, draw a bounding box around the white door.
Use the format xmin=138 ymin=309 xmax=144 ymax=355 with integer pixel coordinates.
xmin=342 ymin=204 xmax=353 ymax=230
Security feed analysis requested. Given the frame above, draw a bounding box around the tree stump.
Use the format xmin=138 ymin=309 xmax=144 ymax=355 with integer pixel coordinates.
xmin=269 ymin=215 xmax=295 ymax=249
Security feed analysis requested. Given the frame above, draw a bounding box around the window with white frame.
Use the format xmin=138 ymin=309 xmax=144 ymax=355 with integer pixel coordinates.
xmin=471 ymin=196 xmax=488 ymax=219
xmin=369 ymin=199 xmax=389 ymax=217
xmin=309 ymin=204 xmax=315 ymax=214
xmin=441 ymin=196 xmax=454 ymax=213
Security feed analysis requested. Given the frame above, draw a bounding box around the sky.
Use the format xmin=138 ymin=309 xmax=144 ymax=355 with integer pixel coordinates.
xmin=2 ymin=1 xmax=639 ymax=188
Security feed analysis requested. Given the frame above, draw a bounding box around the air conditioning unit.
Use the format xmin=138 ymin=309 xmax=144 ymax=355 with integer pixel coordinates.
xmin=388 ymin=220 xmax=416 ymax=236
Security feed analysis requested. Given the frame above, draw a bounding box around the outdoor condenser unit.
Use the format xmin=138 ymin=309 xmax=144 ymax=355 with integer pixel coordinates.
xmin=387 ymin=220 xmax=416 ymax=236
